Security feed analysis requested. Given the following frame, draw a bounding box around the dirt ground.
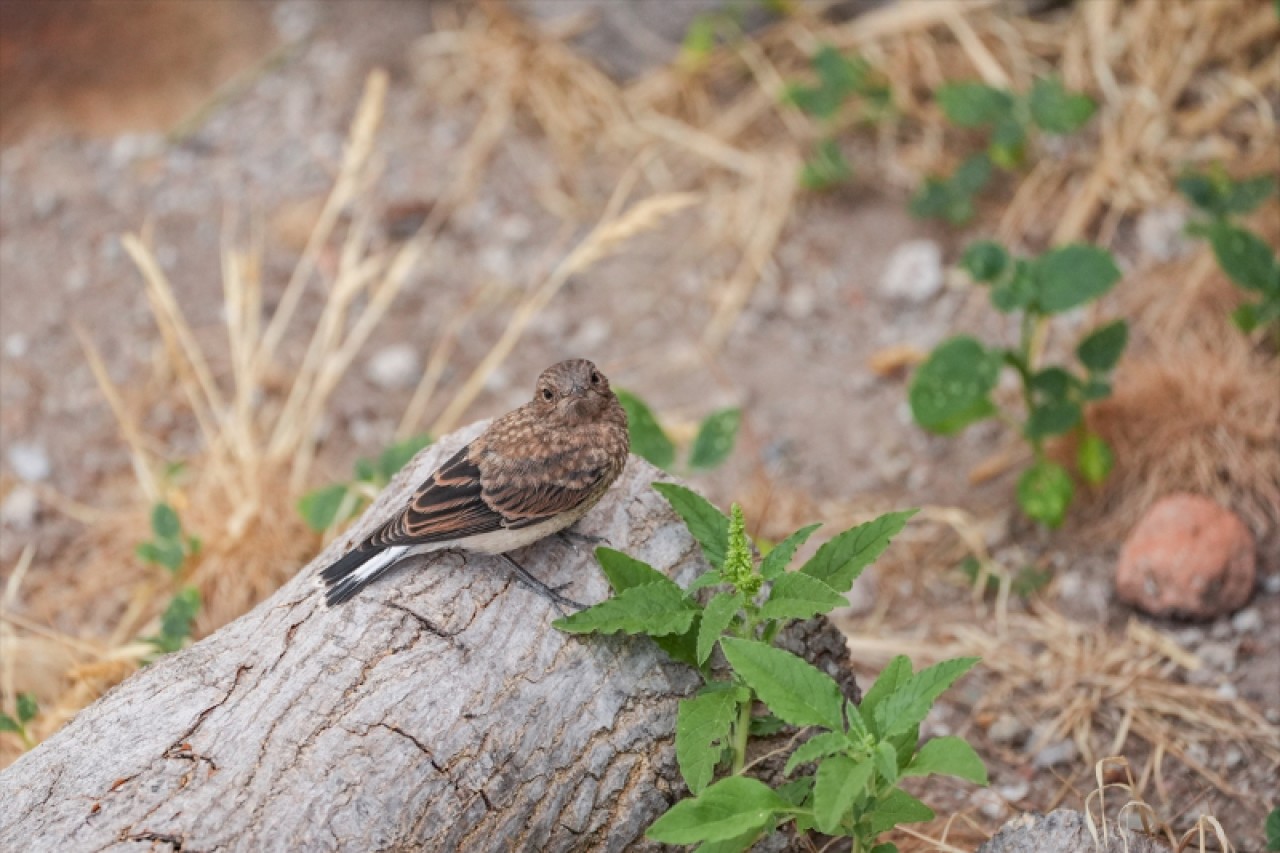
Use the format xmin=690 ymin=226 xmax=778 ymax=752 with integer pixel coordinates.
xmin=1 ymin=1 xmax=1276 ymax=849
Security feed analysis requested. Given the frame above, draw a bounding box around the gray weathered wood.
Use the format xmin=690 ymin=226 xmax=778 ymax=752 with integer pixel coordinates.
xmin=0 ymin=421 xmax=858 ymax=852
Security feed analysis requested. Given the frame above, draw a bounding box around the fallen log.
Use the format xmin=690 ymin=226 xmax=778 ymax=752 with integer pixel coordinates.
xmin=0 ymin=421 xmax=859 ymax=852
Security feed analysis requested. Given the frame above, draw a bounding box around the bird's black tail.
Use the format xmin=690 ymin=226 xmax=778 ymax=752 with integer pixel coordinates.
xmin=319 ymin=545 xmax=408 ymax=606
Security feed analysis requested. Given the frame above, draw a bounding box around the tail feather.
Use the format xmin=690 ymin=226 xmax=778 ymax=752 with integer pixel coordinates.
xmin=320 ymin=545 xmax=409 ymax=606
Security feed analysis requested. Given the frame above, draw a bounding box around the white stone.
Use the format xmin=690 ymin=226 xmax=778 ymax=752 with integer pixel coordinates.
xmin=1230 ymin=607 xmax=1262 ymax=633
xmin=1032 ymin=737 xmax=1077 ymax=768
xmin=4 ymin=334 xmax=27 ymax=358
xmin=879 ymin=240 xmax=943 ymax=303
xmin=365 ymin=344 xmax=420 ymax=391
xmin=996 ymin=781 xmax=1030 ymax=803
xmin=988 ymin=714 xmax=1028 ymax=745
xmin=0 ymin=485 xmax=38 ymax=529
xmin=1136 ymin=204 xmax=1192 ymax=262
xmin=6 ymin=442 xmax=50 ymax=482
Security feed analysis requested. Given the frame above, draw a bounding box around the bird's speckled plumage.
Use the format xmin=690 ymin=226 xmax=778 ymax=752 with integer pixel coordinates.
xmin=320 ymin=359 xmax=629 ymax=606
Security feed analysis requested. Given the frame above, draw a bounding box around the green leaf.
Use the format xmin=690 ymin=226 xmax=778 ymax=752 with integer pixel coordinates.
xmin=909 ymin=337 xmax=1001 ymax=435
xmin=1025 ymin=401 xmax=1082 ymax=440
xmin=1208 ymin=223 xmax=1279 ymax=293
xmin=617 ymin=390 xmax=677 ymax=470
xmin=152 ymin=587 xmax=201 ymax=654
xmin=1076 ymin=319 xmax=1129 ymax=371
xmin=1029 ymin=367 xmax=1077 ymax=402
xmin=681 ymin=14 xmax=717 ymax=63
xmin=909 ymin=155 xmax=991 ymax=225
xmin=1028 ymin=77 xmax=1096 ymax=134
xmin=689 ymin=408 xmax=741 ymax=470
xmin=676 ymin=691 xmax=739 ymax=795
xmin=653 ymin=482 xmax=730 ymax=570
xmin=15 ymin=692 xmax=37 ymax=725
xmin=594 ymin=547 xmax=680 ymax=595
xmin=859 ymin=655 xmax=911 ymax=735
xmin=655 ymin=616 xmax=703 ymax=669
xmin=297 ymin=483 xmax=351 ymax=532
xmin=936 ymin=82 xmax=1014 ymax=127
xmin=1266 ymin=806 xmax=1280 ymax=850
xmin=553 ymin=582 xmax=697 ymax=637
xmin=749 ymin=714 xmax=786 ymax=736
xmin=760 ymin=523 xmax=821 ymax=581
xmin=873 ymin=656 xmax=980 ymax=739
xmin=1077 ymin=433 xmax=1114 ymax=486
xmin=376 ymin=434 xmax=432 ymax=482
xmin=800 ymin=139 xmax=853 ymax=190
xmin=1221 ymin=175 xmax=1276 ymax=216
xmin=151 ymin=503 xmax=181 ymax=539
xmin=1017 ymin=460 xmax=1074 ymax=528
xmin=760 ymin=573 xmax=847 ymax=621
xmin=951 ymin=153 xmax=993 ymax=194
xmin=903 ymin=735 xmax=988 ymax=784
xmin=646 ymin=776 xmax=789 ymax=844
xmin=693 ymin=831 xmax=763 ymax=853
xmin=137 ymin=539 xmax=186 ymax=573
xmin=871 ymin=844 xmax=900 ymax=853
xmin=1233 ymin=302 xmax=1261 ymax=332
xmin=813 ymin=45 xmax=864 ymax=97
xmin=813 ymin=754 xmax=874 ymax=834
xmin=800 ymin=509 xmax=917 ymax=594
xmin=988 ymin=115 xmax=1027 ymax=169
xmin=1176 ymin=172 xmax=1220 ymax=213
xmin=783 ymin=731 xmax=851 ymax=775
xmin=0 ymin=713 xmax=20 ymax=734
xmin=990 ymin=258 xmax=1037 ymax=313
xmin=688 ymin=571 xmax=725 ymax=592
xmin=1035 ymin=244 xmax=1122 ymax=313
xmin=775 ymin=776 xmax=815 ymax=806
xmin=698 ymin=592 xmax=742 ymax=665
xmin=961 ymin=241 xmax=1010 ymax=283
xmin=1081 ymin=376 xmax=1112 ymax=401
xmin=720 ymin=638 xmax=844 ymax=730
xmin=867 ymin=788 xmax=935 ymax=834
xmin=876 ymin=740 xmax=901 ymax=785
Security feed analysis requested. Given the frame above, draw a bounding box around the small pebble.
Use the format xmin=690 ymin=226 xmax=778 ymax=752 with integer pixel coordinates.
xmin=0 ymin=485 xmax=38 ymax=529
xmin=988 ymin=713 xmax=1028 ymax=745
xmin=365 ymin=344 xmax=420 ymax=391
xmin=1215 ymin=682 xmax=1238 ymax=701
xmin=879 ymin=239 xmax=943 ymax=304
xmin=1196 ymin=640 xmax=1238 ymax=673
xmin=6 ymin=442 xmax=51 ymax=482
xmin=996 ymin=781 xmax=1030 ymax=803
xmin=1032 ymin=737 xmax=1077 ymax=769
xmin=1263 ymin=574 xmax=1280 ymax=595
xmin=1223 ymin=746 xmax=1244 ymax=769
xmin=3 ymin=334 xmax=27 ymax=358
xmin=1230 ymin=608 xmax=1262 ymax=633
xmin=969 ymin=788 xmax=1006 ymax=820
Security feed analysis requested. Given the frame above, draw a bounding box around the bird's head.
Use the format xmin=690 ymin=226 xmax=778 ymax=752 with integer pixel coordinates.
xmin=533 ymin=358 xmax=616 ymax=426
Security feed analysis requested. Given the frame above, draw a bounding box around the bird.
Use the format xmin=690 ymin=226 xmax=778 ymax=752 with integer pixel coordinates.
xmin=319 ymin=358 xmax=630 ymax=608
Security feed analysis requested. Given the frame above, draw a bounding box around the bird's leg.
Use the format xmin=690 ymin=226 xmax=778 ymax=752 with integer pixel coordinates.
xmin=499 ymin=553 xmax=585 ymax=613
xmin=557 ymin=528 xmax=607 ymax=551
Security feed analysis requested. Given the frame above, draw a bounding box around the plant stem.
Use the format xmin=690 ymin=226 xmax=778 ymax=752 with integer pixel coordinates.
xmin=731 ymin=693 xmax=753 ymax=774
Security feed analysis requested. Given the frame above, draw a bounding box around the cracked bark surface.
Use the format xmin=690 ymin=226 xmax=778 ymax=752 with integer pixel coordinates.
xmin=0 ymin=421 xmax=860 ymax=852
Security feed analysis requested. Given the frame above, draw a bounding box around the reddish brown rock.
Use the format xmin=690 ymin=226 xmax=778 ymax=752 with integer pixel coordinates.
xmin=1116 ymin=493 xmax=1256 ymax=620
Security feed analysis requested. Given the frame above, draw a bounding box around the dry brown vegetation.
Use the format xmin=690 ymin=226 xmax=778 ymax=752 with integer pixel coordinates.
xmin=2 ymin=0 xmax=1278 ymax=849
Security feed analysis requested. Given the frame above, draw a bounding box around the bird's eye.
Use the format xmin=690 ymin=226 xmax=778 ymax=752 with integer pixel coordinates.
xmin=541 ymin=388 xmax=554 ymax=402
xmin=590 ymin=371 xmax=602 ymax=385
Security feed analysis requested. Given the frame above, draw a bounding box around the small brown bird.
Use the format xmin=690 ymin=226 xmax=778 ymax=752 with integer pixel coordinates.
xmin=320 ymin=358 xmax=630 ymax=607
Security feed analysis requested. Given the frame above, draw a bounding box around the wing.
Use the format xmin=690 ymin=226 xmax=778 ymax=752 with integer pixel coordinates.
xmin=362 ymin=444 xmax=615 ymax=548
xmin=364 ymin=446 xmax=504 ymax=547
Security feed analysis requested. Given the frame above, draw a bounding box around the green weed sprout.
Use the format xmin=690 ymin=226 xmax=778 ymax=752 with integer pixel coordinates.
xmin=909 ymin=241 xmax=1126 ymax=527
xmin=617 ymin=391 xmax=740 ymax=474
xmin=555 ymin=485 xmax=985 ymax=851
xmin=1177 ymin=166 xmax=1279 ymax=337
xmin=912 ymin=78 xmax=1096 ymax=224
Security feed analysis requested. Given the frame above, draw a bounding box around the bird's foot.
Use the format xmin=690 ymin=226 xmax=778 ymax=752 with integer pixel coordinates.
xmin=499 ymin=553 xmax=585 ymax=614
xmin=558 ymin=529 xmax=607 ymax=551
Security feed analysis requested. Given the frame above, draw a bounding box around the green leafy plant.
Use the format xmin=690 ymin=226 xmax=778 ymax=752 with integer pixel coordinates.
xmin=912 ymin=78 xmax=1096 ymax=224
xmin=1266 ymin=806 xmax=1280 ymax=851
xmin=554 ymin=485 xmax=986 ymax=850
xmin=910 ymin=241 xmax=1126 ymax=527
xmin=141 ymin=586 xmax=202 ymax=660
xmin=617 ymin=391 xmax=740 ymax=473
xmin=1176 ymin=166 xmax=1279 ymax=336
xmin=136 ymin=502 xmax=202 ymax=573
xmin=784 ymin=45 xmax=892 ymax=190
xmin=298 ymin=433 xmax=432 ymax=532
xmin=0 ymin=692 xmax=39 ymax=750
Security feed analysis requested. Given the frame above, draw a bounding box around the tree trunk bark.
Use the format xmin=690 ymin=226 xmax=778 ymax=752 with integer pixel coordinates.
xmin=0 ymin=421 xmax=859 ymax=852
